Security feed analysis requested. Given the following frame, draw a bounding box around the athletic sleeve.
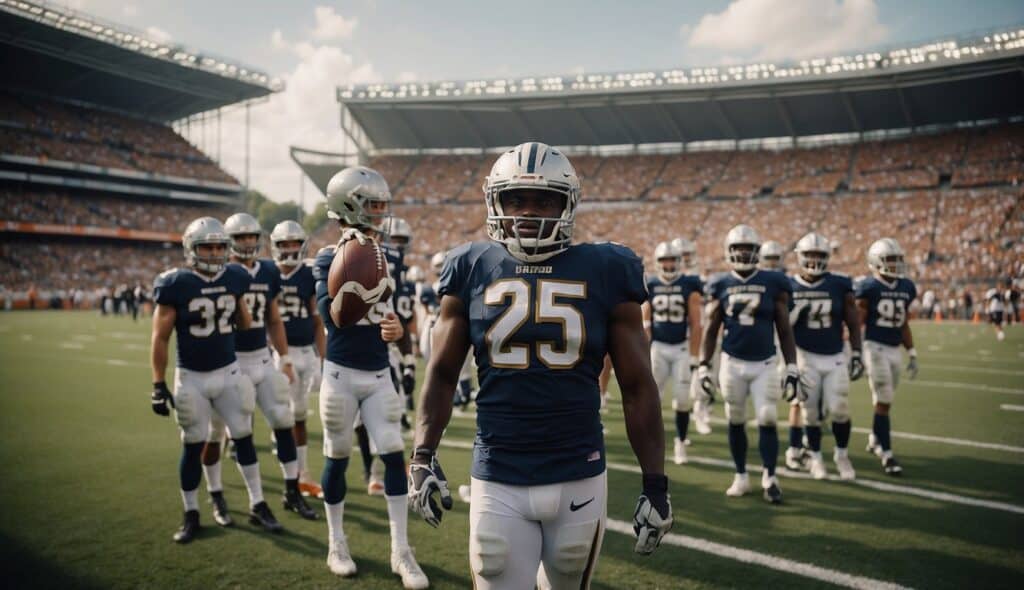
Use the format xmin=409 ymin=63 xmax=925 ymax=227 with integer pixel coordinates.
xmin=152 ymin=269 xmax=178 ymax=306
xmin=605 ymin=243 xmax=646 ymax=306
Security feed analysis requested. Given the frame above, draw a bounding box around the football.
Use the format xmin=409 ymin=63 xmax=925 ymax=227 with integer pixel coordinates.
xmin=327 ymin=236 xmax=392 ymax=327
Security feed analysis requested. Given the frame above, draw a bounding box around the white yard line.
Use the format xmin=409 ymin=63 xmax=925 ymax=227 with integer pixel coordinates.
xmin=918 ymin=364 xmax=1024 ymax=377
xmin=906 ymin=379 xmax=1024 ymax=395
xmin=848 ymin=426 xmax=1024 ymax=454
xmin=1000 ymin=404 xmax=1024 ymax=412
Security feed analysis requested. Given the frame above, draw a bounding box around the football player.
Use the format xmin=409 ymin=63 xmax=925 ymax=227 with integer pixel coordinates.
xmin=409 ymin=142 xmax=672 ymax=590
xmin=270 ymin=220 xmax=326 ymax=498
xmin=643 ymin=241 xmax=702 ymax=464
xmin=418 ymin=250 xmax=475 ymax=413
xmin=313 ymin=166 xmax=427 ymax=588
xmin=150 ymin=217 xmax=278 ymax=542
xmin=856 ymin=238 xmax=918 ymax=476
xmin=987 ymin=285 xmax=1006 ymax=340
xmin=200 ymin=213 xmax=317 ymax=524
xmin=671 ymin=237 xmax=710 ymax=434
xmin=789 ymin=233 xmax=863 ymax=480
xmin=759 ymin=241 xmax=785 ymax=271
xmin=699 ymin=225 xmax=800 ymax=504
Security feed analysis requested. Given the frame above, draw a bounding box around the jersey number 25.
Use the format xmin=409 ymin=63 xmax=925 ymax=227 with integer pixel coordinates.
xmin=485 ymin=279 xmax=585 ymax=370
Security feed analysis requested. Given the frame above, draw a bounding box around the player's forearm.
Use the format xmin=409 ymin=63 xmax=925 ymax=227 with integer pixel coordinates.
xmin=901 ymin=322 xmax=914 ymax=350
xmin=415 ymin=370 xmax=457 ymax=451
xmin=268 ymin=317 xmax=289 ymax=356
xmin=397 ymin=324 xmax=413 ymax=355
xmin=700 ymin=318 xmax=720 ymax=364
xmin=775 ymin=300 xmax=797 ymax=364
xmin=313 ymin=316 xmax=326 ymax=358
xmin=620 ymin=380 xmax=666 ymax=475
xmin=150 ymin=336 xmax=168 ymax=383
xmin=845 ymin=305 xmax=863 ymax=352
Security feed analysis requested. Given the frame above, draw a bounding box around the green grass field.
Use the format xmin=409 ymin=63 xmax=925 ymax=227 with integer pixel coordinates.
xmin=0 ymin=311 xmax=1022 ymax=589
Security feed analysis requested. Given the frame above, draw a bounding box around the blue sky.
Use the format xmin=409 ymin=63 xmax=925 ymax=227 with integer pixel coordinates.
xmin=65 ymin=0 xmax=1024 ymax=206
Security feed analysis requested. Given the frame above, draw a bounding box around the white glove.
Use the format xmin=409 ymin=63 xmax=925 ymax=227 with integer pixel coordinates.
xmin=906 ymin=349 xmax=918 ymax=380
xmin=633 ymin=474 xmax=673 ymax=555
xmin=337 ymin=227 xmax=368 ymax=247
xmin=408 ymin=449 xmax=453 ymax=528
xmin=697 ymin=363 xmax=717 ymax=404
xmin=782 ymin=363 xmax=805 ymax=403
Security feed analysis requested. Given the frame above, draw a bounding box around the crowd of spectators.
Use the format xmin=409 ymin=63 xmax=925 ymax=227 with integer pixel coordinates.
xmin=0 ymin=239 xmax=175 ymax=293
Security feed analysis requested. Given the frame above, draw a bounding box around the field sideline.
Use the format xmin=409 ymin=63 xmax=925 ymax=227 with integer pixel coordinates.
xmin=0 ymin=312 xmax=1021 ymax=589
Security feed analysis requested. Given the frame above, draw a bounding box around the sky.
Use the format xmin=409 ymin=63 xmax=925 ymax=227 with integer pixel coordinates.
xmin=63 ymin=0 xmax=1024 ymax=209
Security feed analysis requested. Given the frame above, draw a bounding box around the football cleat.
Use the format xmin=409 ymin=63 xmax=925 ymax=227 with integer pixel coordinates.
xmin=283 ymin=489 xmax=319 ymax=520
xmin=725 ymin=472 xmax=750 ymax=497
xmin=673 ymin=438 xmax=688 ymax=465
xmin=391 ymin=547 xmax=429 ymax=589
xmin=762 ymin=476 xmax=783 ymax=505
xmin=249 ymin=501 xmax=284 ymax=533
xmin=210 ymin=491 xmax=233 ymax=527
xmin=808 ymin=452 xmax=827 ymax=480
xmin=882 ymin=455 xmax=903 ymax=476
xmin=866 ymin=434 xmax=882 ymax=457
xmin=298 ymin=479 xmax=324 ymax=499
xmin=694 ymin=406 xmax=712 ymax=435
xmin=785 ymin=447 xmax=809 ymax=471
xmin=173 ymin=509 xmax=200 ymax=543
xmin=327 ymin=536 xmax=358 ymax=577
xmin=833 ymin=450 xmax=856 ymax=481
xmin=367 ymin=477 xmax=385 ymax=496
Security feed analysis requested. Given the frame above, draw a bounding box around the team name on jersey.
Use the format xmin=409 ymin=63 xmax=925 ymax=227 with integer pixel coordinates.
xmin=793 ymin=290 xmax=830 ymax=299
xmin=248 ymin=283 xmax=270 ymax=292
xmin=726 ymin=284 xmax=767 ymax=295
xmin=515 ymin=265 xmax=553 ymax=274
xmin=281 ymin=285 xmax=299 ymax=294
xmin=651 ymin=284 xmax=684 ymax=294
xmin=880 ymin=290 xmax=912 ymax=300
xmin=200 ymin=286 xmax=227 ymax=295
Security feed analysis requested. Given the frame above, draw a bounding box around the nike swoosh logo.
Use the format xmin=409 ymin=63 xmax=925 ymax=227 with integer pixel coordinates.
xmin=569 ymin=497 xmax=595 ymax=512
xmin=331 ymin=372 xmax=339 ymax=379
xmin=230 ymin=370 xmax=238 ymax=375
xmin=377 ymin=373 xmax=385 ymax=379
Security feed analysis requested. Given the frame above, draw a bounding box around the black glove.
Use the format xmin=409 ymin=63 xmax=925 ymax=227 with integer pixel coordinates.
xmin=408 ymin=448 xmax=453 ymax=528
xmin=849 ymin=350 xmax=865 ymax=381
xmin=402 ymin=364 xmax=416 ymax=397
xmin=151 ymin=381 xmax=175 ymax=416
xmin=782 ymin=364 xmax=805 ymax=403
xmin=633 ymin=474 xmax=673 ymax=555
xmin=697 ymin=362 xmax=717 ymax=404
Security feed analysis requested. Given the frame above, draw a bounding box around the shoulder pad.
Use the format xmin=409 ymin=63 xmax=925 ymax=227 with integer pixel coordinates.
xmin=154 ymin=268 xmax=180 ymax=287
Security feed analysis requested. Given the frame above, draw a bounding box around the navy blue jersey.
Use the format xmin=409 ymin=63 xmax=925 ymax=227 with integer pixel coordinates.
xmin=279 ymin=262 xmax=317 ymax=347
xmin=394 ymin=279 xmax=416 ymax=325
xmin=230 ymin=259 xmax=282 ymax=352
xmin=418 ymin=283 xmax=440 ymax=314
xmin=789 ymin=273 xmax=853 ymax=355
xmin=313 ymin=245 xmax=393 ymax=371
xmin=646 ymin=274 xmax=702 ymax=344
xmin=856 ymin=275 xmax=916 ymax=346
xmin=440 ymin=241 xmax=646 ymax=486
xmin=707 ymin=270 xmax=791 ymax=362
xmin=153 ymin=266 xmax=250 ymax=372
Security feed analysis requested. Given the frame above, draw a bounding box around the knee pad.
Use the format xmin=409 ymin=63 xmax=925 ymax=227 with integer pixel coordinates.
xmin=672 ymin=385 xmax=694 ymax=413
xmin=830 ymin=396 xmax=850 ymax=424
xmin=756 ymin=403 xmax=777 ymax=427
xmin=273 ymin=370 xmax=291 ymax=405
xmin=321 ymin=392 xmax=354 ymax=459
xmin=383 ymin=391 xmax=403 ymax=423
xmin=471 ymin=519 xmax=509 ymax=578
xmin=548 ymin=520 xmax=599 ymax=576
xmin=173 ymin=384 xmax=203 ymax=443
xmin=207 ymin=415 xmax=227 ymax=443
xmin=724 ymin=401 xmax=746 ymax=425
xmin=801 ymin=402 xmax=821 ymax=427
xmin=373 ymin=423 xmax=404 ymax=455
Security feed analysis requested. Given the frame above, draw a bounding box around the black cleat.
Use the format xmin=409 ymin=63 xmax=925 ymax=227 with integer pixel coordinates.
xmin=283 ymin=488 xmax=319 ymax=520
xmin=173 ymin=510 xmax=200 ymax=543
xmin=883 ymin=456 xmax=903 ymax=476
xmin=249 ymin=501 xmax=284 ymax=533
xmin=763 ymin=484 xmax=783 ymax=505
xmin=210 ymin=491 xmax=233 ymax=527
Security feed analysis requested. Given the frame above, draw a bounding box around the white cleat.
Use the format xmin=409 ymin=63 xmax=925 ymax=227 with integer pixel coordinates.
xmin=694 ymin=406 xmax=713 ymax=435
xmin=392 ymin=547 xmax=429 ymax=589
xmin=833 ymin=450 xmax=856 ymax=481
xmin=785 ymin=447 xmax=809 ymax=471
xmin=808 ymin=452 xmax=827 ymax=480
xmin=865 ymin=433 xmax=882 ymax=457
xmin=673 ymin=438 xmax=688 ymax=465
xmin=725 ymin=472 xmax=750 ymax=497
xmin=327 ymin=536 xmax=358 ymax=577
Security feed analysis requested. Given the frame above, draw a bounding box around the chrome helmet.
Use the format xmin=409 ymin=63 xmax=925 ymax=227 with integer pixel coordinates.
xmin=867 ymin=238 xmax=907 ymax=279
xmin=325 ymin=166 xmax=392 ymax=232
xmin=224 ymin=212 xmax=262 ymax=261
xmin=654 ymin=241 xmax=682 ymax=282
xmin=183 ymin=217 xmax=230 ymax=273
xmin=269 ymin=220 xmax=308 ymax=266
xmin=794 ymin=232 xmax=831 ymax=278
xmin=724 ymin=224 xmax=762 ymax=272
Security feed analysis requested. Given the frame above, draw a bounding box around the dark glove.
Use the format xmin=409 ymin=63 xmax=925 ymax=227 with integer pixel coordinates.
xmin=151 ymin=381 xmax=175 ymax=416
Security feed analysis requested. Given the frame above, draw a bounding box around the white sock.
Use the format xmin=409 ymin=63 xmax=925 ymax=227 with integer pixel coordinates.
xmin=835 ymin=447 xmax=848 ymax=458
xmin=238 ymin=462 xmax=265 ymax=507
xmin=204 ymin=462 xmax=223 ymax=493
xmin=281 ymin=459 xmax=299 ymax=481
xmin=296 ymin=445 xmax=308 ymax=477
xmin=325 ymin=501 xmax=346 ymax=544
xmin=881 ymin=450 xmax=893 ymax=461
xmin=385 ymin=494 xmax=410 ymax=552
xmin=181 ymin=488 xmax=199 ymax=512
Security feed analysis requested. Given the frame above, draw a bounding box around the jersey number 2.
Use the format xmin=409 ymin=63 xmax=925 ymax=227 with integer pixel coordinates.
xmin=485 ymin=279 xmax=586 ymax=369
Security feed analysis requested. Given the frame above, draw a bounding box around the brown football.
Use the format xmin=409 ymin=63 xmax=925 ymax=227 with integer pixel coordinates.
xmin=327 ymin=237 xmax=392 ymax=327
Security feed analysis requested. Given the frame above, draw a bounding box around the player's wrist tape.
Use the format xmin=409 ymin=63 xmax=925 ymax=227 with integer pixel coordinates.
xmin=851 ymin=349 xmax=862 ymax=357
xmin=153 ymin=381 xmax=167 ymax=390
xmin=402 ymin=354 xmax=416 ymax=366
xmin=412 ymin=447 xmax=436 ymax=462
xmin=278 ymin=354 xmax=292 ymax=365
xmin=786 ymin=363 xmax=799 ymax=374
xmin=907 ymin=347 xmax=917 ymax=358
xmin=699 ymin=360 xmax=712 ymax=368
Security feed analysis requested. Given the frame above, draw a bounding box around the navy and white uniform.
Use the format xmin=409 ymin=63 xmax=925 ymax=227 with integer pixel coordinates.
xmin=646 ymin=273 xmax=703 ymax=411
xmin=706 ymin=269 xmax=792 ymax=426
xmin=790 ymin=273 xmax=853 ymax=426
xmin=441 ymin=240 xmax=645 ymax=590
xmin=153 ymin=266 xmax=256 ymax=443
xmin=278 ymin=262 xmax=321 ymax=421
xmin=383 ymin=244 xmax=412 ymax=386
xmin=987 ymin=288 xmax=1005 ymax=325
xmin=314 ymin=244 xmax=403 ymax=460
xmin=855 ymin=276 xmax=916 ymax=404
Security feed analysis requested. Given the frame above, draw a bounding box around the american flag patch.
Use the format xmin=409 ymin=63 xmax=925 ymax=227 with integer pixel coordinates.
xmin=587 ymin=451 xmax=601 ymax=462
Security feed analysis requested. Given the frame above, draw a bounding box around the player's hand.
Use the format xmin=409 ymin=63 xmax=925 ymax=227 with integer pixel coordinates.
xmin=849 ymin=350 xmax=865 ymax=381
xmin=337 ymin=227 xmax=368 ymax=247
xmin=151 ymin=381 xmax=175 ymax=416
xmin=401 ymin=361 xmax=416 ymax=396
xmin=697 ymin=363 xmax=717 ymax=404
xmin=281 ymin=359 xmax=296 ymax=384
xmin=906 ymin=351 xmax=918 ymax=380
xmin=408 ymin=448 xmax=453 ymax=528
xmin=782 ymin=363 xmax=805 ymax=403
xmin=380 ymin=312 xmax=404 ymax=342
xmin=633 ymin=474 xmax=673 ymax=555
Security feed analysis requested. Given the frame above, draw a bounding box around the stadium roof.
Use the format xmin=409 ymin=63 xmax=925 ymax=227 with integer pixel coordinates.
xmin=338 ymin=27 xmax=1024 ymax=151
xmin=0 ymin=0 xmax=283 ymax=121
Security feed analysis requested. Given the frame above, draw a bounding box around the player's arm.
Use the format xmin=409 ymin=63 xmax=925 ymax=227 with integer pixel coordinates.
xmin=309 ymin=294 xmax=326 ymax=359
xmin=775 ymin=291 xmax=803 ymax=401
xmin=687 ymin=291 xmax=702 ymax=359
xmin=844 ymin=292 xmax=865 ymax=380
xmin=266 ymin=297 xmax=295 ymax=382
xmin=902 ymin=317 xmax=918 ymax=378
xmin=150 ymin=303 xmax=176 ymax=416
xmin=856 ymin=296 xmax=869 ymax=328
xmin=700 ymin=298 xmax=722 ymax=364
xmin=641 ymin=300 xmax=653 ymax=341
xmin=235 ymin=294 xmax=252 ymax=331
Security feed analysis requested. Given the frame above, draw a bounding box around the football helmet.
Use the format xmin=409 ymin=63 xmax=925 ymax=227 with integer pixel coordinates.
xmin=384 ymin=216 xmax=412 ymax=252
xmin=224 ymin=212 xmax=262 ymax=261
xmin=759 ymin=240 xmax=785 ymax=271
xmin=325 ymin=166 xmax=392 ymax=232
xmin=183 ymin=217 xmax=230 ymax=273
xmin=795 ymin=232 xmax=831 ymax=278
xmin=671 ymin=237 xmax=697 ymax=271
xmin=269 ymin=220 xmax=308 ymax=266
xmin=430 ymin=251 xmax=446 ymax=274
xmin=724 ymin=224 xmax=761 ymax=272
xmin=483 ymin=141 xmax=581 ymax=262
xmin=407 ymin=265 xmax=425 ymax=283
xmin=867 ymin=238 xmax=907 ymax=279
xmin=654 ymin=241 xmax=682 ymax=282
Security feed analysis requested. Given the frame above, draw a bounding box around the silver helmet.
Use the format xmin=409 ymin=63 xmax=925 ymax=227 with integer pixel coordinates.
xmin=182 ymin=217 xmax=230 ymax=273
xmin=269 ymin=220 xmax=308 ymax=266
xmin=671 ymin=237 xmax=697 ymax=271
xmin=325 ymin=166 xmax=392 ymax=232
xmin=483 ymin=141 xmax=581 ymax=262
xmin=384 ymin=216 xmax=412 ymax=252
xmin=653 ymin=241 xmax=682 ymax=282
xmin=224 ymin=212 xmax=262 ymax=261
xmin=430 ymin=251 xmax=446 ymax=274
xmin=724 ymin=224 xmax=762 ymax=272
xmin=867 ymin=238 xmax=907 ymax=279
xmin=794 ymin=232 xmax=831 ymax=278
xmin=758 ymin=240 xmax=785 ymax=271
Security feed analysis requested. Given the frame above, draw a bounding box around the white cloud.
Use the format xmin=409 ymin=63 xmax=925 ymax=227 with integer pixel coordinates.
xmin=144 ymin=26 xmax=172 ymax=44
xmin=122 ymin=4 xmax=138 ymax=17
xmin=685 ymin=0 xmax=888 ymax=61
xmin=396 ymin=71 xmax=418 ymax=83
xmin=310 ymin=5 xmax=357 ymax=41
